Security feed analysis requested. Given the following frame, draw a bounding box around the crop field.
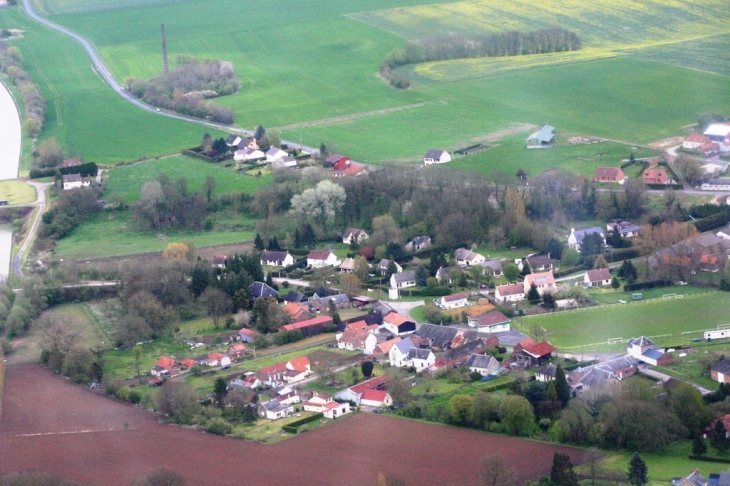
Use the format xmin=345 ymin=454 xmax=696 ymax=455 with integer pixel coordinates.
xmin=521 ymin=292 xmax=730 ymax=350
xmin=0 ymin=8 xmax=220 ymax=164
xmin=53 ymin=211 xmax=255 ymax=260
xmin=105 ymin=155 xmax=272 ymax=203
xmin=17 ymin=0 xmax=727 ymax=167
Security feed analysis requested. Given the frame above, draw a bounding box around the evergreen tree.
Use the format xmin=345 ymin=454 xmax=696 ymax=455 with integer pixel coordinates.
xmin=593 ymin=255 xmax=609 ymax=269
xmin=547 ymin=381 xmax=558 ymax=403
xmin=293 ymin=228 xmax=301 ymax=249
xmin=271 ymin=235 xmax=280 ymax=250
xmin=213 ymin=377 xmax=228 ymax=408
xmin=711 ymin=419 xmax=729 ymax=454
xmin=554 ymin=365 xmax=570 ymax=407
xmin=692 ymin=435 xmax=707 ymax=457
xmin=254 ymin=124 xmax=266 ymax=140
xmin=611 ymin=228 xmax=622 ymax=247
xmin=542 ymin=292 xmax=556 ymax=310
xmin=254 ymin=233 xmax=264 ymax=250
xmin=191 ymin=264 xmax=211 ymax=297
xmin=550 ymin=453 xmax=578 ymax=486
xmin=611 ymin=276 xmax=620 ymax=292
xmin=627 ymin=452 xmax=648 ymax=486
xmin=302 ymin=224 xmax=317 ymax=247
xmin=265 ymin=272 xmax=274 ymax=287
xmin=527 ymin=283 xmax=541 ymax=304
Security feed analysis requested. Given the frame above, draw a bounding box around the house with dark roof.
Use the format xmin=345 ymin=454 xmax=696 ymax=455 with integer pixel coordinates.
xmin=225 ymin=134 xmax=242 ymax=147
xmin=342 ymin=228 xmax=369 ymax=245
xmin=211 ymin=255 xmax=227 ymax=268
xmin=310 ymin=293 xmax=351 ymax=312
xmin=479 ymin=259 xmax=503 ymax=277
xmin=607 ymin=219 xmax=641 ymax=238
xmin=388 ymin=337 xmax=416 ymax=367
xmin=627 ymin=336 xmax=671 ymax=366
xmin=436 ymin=266 xmax=462 ymax=285
xmin=584 ymin=268 xmax=611 ymax=287
xmin=237 ymin=137 xmax=259 ymax=150
xmin=390 ymin=271 xmax=416 ymax=289
xmin=382 ymin=312 xmax=416 ymax=336
xmin=495 ymin=283 xmax=525 ymax=302
xmin=62 ymin=173 xmax=91 ymax=190
xmin=258 ymin=399 xmax=293 ymax=420
xmin=260 ymin=250 xmax=294 ymax=267
xmin=467 ymin=311 xmax=511 ymax=333
xmin=526 ymin=125 xmax=555 ymax=148
xmin=514 ymin=341 xmax=556 ymax=368
xmin=455 ymin=248 xmax=485 ymax=266
xmin=431 ymin=339 xmax=492 ymax=371
xmin=594 ymin=166 xmax=625 ymax=184
xmin=248 ymin=281 xmax=279 ymax=302
xmin=378 ymin=259 xmax=402 ymax=275
xmin=415 ymin=324 xmax=479 ymax=350
xmin=408 ymin=348 xmax=436 ymax=371
xmin=307 ymin=250 xmax=341 ymax=268
xmin=567 ymin=356 xmax=638 ymax=396
xmin=702 ymin=178 xmax=730 ymax=191
xmin=283 ymin=291 xmax=308 ymax=304
xmin=535 ymin=363 xmax=557 ymax=382
xmin=424 ymin=150 xmax=452 ymax=165
xmin=406 ymin=236 xmax=432 ymax=252
xmin=568 ymin=227 xmax=606 ymax=253
xmin=712 ymin=358 xmax=730 ymax=384
xmin=465 ymin=354 xmax=499 ymax=376
xmin=519 ymin=254 xmax=553 ymax=273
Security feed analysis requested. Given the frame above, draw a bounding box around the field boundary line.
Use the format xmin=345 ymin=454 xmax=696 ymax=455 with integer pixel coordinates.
xmin=274 ymin=102 xmax=432 ymax=131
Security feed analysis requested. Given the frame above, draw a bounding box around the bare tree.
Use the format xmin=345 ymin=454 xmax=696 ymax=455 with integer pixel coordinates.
xmin=200 ymin=287 xmax=232 ymax=329
xmin=40 ymin=316 xmax=85 ymax=354
xmin=479 ymin=454 xmax=517 ymax=486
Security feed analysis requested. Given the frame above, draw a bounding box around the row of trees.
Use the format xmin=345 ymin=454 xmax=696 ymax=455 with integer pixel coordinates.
xmin=124 ymin=56 xmax=239 ymax=123
xmin=0 ymin=43 xmax=46 ymax=137
xmin=134 ymin=175 xmax=213 ymax=231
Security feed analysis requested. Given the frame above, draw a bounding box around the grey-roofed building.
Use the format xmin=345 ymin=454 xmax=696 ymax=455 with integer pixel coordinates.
xmin=424 ymin=150 xmax=451 ymax=165
xmin=712 ymin=358 xmax=730 ymax=384
xmin=526 ymin=125 xmax=555 ymax=148
xmin=406 ymin=236 xmax=432 ymax=252
xmin=674 ymin=470 xmax=705 ymax=486
xmin=407 ymin=347 xmax=436 ymax=370
xmin=480 ymin=259 xmax=503 ymax=276
xmin=535 ymin=363 xmax=557 ymax=382
xmin=258 ymin=399 xmax=293 ymax=420
xmin=390 ymin=270 xmax=416 ymax=289
xmin=464 ymin=354 xmax=499 ymax=376
xmin=283 ymin=291 xmax=308 ymax=304
xmin=260 ymin=250 xmax=294 ymax=267
xmin=248 ymin=281 xmax=279 ymax=302
xmin=568 ymin=227 xmax=606 ymax=252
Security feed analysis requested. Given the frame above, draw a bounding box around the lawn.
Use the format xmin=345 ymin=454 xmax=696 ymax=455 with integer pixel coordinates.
xmin=0 ymin=180 xmax=36 ymax=205
xmin=22 ymin=0 xmax=730 ymax=168
xmin=231 ymin=411 xmax=326 ymax=443
xmin=0 ymin=7 xmax=222 ymax=165
xmin=587 ymin=283 xmax=710 ymax=305
xmin=521 ymin=291 xmax=730 ymax=350
xmin=53 ymin=211 xmax=256 ymax=260
xmin=105 ymin=155 xmax=272 ymax=203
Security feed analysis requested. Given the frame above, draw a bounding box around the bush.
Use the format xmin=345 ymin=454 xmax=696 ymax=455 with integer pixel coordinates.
xmin=206 ymin=417 xmax=233 ymax=435
xmin=610 ymin=247 xmax=640 ymax=261
xmin=694 ymin=212 xmax=730 ymax=233
xmin=128 ymin=389 xmax=142 ymax=404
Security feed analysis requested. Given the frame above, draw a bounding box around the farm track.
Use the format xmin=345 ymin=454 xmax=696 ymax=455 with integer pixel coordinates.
xmin=274 ymin=102 xmax=432 ymax=130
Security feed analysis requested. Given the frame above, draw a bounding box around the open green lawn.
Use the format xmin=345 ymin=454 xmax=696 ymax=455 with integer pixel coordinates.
xmin=53 ymin=211 xmax=256 ymax=260
xmin=0 ymin=180 xmax=36 ymax=205
xmin=105 ymin=155 xmax=272 ymax=203
xmin=18 ymin=0 xmax=730 ymax=169
xmin=0 ymin=8 xmax=222 ymax=165
xmin=521 ymin=291 xmax=730 ymax=350
xmin=587 ymin=284 xmax=711 ymax=305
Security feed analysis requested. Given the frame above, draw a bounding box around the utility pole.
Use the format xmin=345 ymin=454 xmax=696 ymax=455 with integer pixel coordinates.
xmin=161 ymin=24 xmax=169 ymax=75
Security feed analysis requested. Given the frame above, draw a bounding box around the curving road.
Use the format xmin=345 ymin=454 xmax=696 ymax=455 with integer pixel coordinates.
xmin=19 ymin=0 xmax=319 ymax=154
xmin=13 ymin=181 xmax=51 ymax=277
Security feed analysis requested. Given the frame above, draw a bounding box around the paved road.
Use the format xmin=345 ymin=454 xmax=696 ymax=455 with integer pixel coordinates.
xmin=385 ymin=300 xmax=425 ymax=321
xmin=272 ymin=277 xmax=311 ymax=288
xmin=13 ymin=181 xmax=51 ymax=277
xmin=18 ymin=0 xmax=320 ymax=154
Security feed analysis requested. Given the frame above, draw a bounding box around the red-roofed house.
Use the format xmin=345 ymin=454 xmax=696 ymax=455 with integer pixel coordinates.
xmin=333 ymin=164 xmax=366 ymax=178
xmin=227 ymin=344 xmax=247 ymax=359
xmin=584 ymin=268 xmax=611 ymax=287
xmin=282 ymin=302 xmax=311 ymax=323
xmin=280 ymin=316 xmax=333 ymax=337
xmin=372 ymin=337 xmax=401 ymax=359
xmin=257 ymin=362 xmax=288 ymax=385
xmin=594 ymin=167 xmax=625 ymax=184
xmin=683 ymin=133 xmax=711 ymax=150
xmin=437 ymin=293 xmax=468 ymax=310
xmin=643 ymin=168 xmax=670 ymax=185
xmin=206 ymin=352 xmax=231 ymax=367
xmin=180 ymin=358 xmax=199 ymax=370
xmin=360 ymin=389 xmax=392 ymax=407
xmin=495 ymin=283 xmax=525 ymax=302
xmin=287 ymin=356 xmax=311 ymax=373
xmin=336 ymin=328 xmax=377 ymax=354
xmin=238 ymin=328 xmax=256 ymax=343
xmin=382 ymin=312 xmax=417 ymax=336
xmin=515 ymin=341 xmax=556 ymax=368
xmin=151 ymin=356 xmax=180 ymax=377
xmin=523 ymin=271 xmax=556 ymax=295
xmin=467 ymin=311 xmax=511 ymax=333
xmin=307 ymin=250 xmax=341 ymax=268
xmin=513 ymin=338 xmax=536 ymax=354
xmin=304 ymin=391 xmax=351 ymax=418
xmin=335 ymin=375 xmax=391 ymax=406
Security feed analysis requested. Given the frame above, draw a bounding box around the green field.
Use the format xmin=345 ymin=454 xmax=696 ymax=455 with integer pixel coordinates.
xmin=16 ymin=0 xmax=729 ymax=168
xmin=105 ymin=155 xmax=272 ymax=203
xmin=0 ymin=7 xmax=223 ymax=164
xmin=521 ymin=292 xmax=730 ymax=350
xmin=0 ymin=180 xmax=36 ymax=205
xmin=53 ymin=211 xmax=255 ymax=260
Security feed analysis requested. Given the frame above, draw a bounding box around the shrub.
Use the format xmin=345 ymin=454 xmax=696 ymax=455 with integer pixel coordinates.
xmin=623 ymin=279 xmax=672 ymax=291
xmin=206 ymin=417 xmax=233 ymax=435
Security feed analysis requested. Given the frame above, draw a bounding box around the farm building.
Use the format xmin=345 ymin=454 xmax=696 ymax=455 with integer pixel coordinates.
xmin=424 ymin=150 xmax=452 ymax=165
xmin=594 ymin=167 xmax=625 ymax=184
xmin=325 ymin=154 xmax=351 ymax=171
xmin=514 ymin=341 xmax=556 ymax=368
xmin=704 ymin=123 xmax=730 ymax=142
xmin=382 ymin=312 xmax=416 ymax=336
xmin=626 ymin=336 xmax=671 ymax=366
xmin=526 ymin=125 xmax=555 ymax=148
xmin=279 ymin=316 xmax=333 ymax=337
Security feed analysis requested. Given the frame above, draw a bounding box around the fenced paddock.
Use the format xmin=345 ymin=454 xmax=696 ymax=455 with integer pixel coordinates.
xmin=516 ymin=291 xmax=729 ymax=350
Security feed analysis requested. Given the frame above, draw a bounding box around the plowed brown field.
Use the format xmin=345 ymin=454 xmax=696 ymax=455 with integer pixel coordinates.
xmin=0 ymin=365 xmax=587 ymax=485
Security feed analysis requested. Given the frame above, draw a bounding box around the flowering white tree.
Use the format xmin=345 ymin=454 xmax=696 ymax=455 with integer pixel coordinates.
xmin=290 ymin=179 xmax=346 ymax=226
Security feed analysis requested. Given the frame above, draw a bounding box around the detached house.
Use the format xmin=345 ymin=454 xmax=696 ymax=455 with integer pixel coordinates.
xmin=519 ymin=254 xmax=553 ymax=273
xmin=249 ymin=281 xmax=279 ymax=302
xmin=307 ymin=250 xmax=341 ymax=268
xmin=282 ymin=302 xmax=311 ymax=323
xmin=523 ymin=271 xmax=556 ymax=295
xmin=303 ymin=391 xmax=351 ymax=419
xmin=335 ymin=375 xmax=391 ymax=406
xmin=325 ymin=154 xmax=351 ymax=171
xmin=234 ymin=148 xmax=265 ymax=162
xmin=465 ymin=354 xmax=500 ymax=377
xmin=494 ymin=283 xmax=525 ymax=302
xmin=382 ymin=312 xmax=416 ymax=335
xmin=260 ymin=250 xmax=294 ymax=267
xmin=379 ymin=259 xmax=402 ymax=275
xmin=480 ymin=259 xmax=503 ymax=277
xmin=607 ymin=219 xmax=641 ymax=238
xmin=62 ymin=173 xmax=91 ymax=190
xmin=627 ymin=336 xmax=671 ymax=366
xmin=643 ymin=168 xmax=670 ymax=185
xmin=584 ymin=268 xmax=611 ymax=287
xmin=151 ymin=356 xmax=181 ymax=377
xmin=238 ymin=328 xmax=256 ymax=343
xmin=211 ymin=255 xmax=227 ymax=269
xmin=390 ymin=271 xmax=416 ymax=289
xmin=467 ymin=311 xmax=511 ymax=333
xmin=336 ymin=328 xmax=377 ymax=354
xmin=438 ymin=293 xmax=468 ymax=310
xmin=406 ymin=236 xmax=432 ymax=252
xmin=594 ymin=167 xmax=625 ymax=184
xmin=455 ymin=248 xmax=486 ymax=267
xmin=424 ymin=150 xmax=452 ymax=165
xmin=342 ymin=228 xmax=369 ymax=245
xmin=258 ymin=399 xmax=293 ymax=420
xmin=265 ymin=147 xmax=287 ymax=163
xmin=568 ymin=227 xmax=605 ymax=253
xmin=711 ymin=358 xmax=730 ymax=384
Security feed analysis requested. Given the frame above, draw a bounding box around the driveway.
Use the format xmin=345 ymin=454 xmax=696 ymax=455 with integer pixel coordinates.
xmin=639 ymin=366 xmax=712 ymax=395
xmin=384 ymin=300 xmax=425 ymax=321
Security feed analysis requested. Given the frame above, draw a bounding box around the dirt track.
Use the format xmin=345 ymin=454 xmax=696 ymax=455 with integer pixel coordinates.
xmin=0 ymin=365 xmax=587 ymax=485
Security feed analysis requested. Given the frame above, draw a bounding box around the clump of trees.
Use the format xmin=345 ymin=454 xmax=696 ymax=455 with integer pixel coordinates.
xmin=41 ymin=186 xmax=102 ymax=240
xmin=381 ymin=28 xmax=580 ymax=88
xmin=0 ymin=43 xmax=46 ymax=137
xmin=133 ymin=175 xmax=209 ymax=231
xmin=124 ymin=56 xmax=240 ymax=123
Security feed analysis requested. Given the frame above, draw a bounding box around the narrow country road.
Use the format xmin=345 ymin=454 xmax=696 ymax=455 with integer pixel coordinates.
xmin=13 ymin=181 xmax=51 ymax=277
xmin=18 ymin=0 xmax=320 ymax=154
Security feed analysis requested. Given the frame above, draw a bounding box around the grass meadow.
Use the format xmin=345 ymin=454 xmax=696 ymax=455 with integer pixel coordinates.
xmin=0 ymin=8 xmax=221 ymax=165
xmin=105 ymin=155 xmax=272 ymax=203
xmin=19 ymin=0 xmax=730 ymax=167
xmin=0 ymin=180 xmax=36 ymax=205
xmin=519 ymin=292 xmax=730 ymax=350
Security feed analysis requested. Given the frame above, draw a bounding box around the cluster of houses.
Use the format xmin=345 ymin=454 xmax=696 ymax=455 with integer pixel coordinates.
xmin=675 ymin=470 xmax=730 ymax=486
xmin=654 ymin=231 xmax=730 ymax=276
xmin=227 ymin=135 xmax=301 ymax=170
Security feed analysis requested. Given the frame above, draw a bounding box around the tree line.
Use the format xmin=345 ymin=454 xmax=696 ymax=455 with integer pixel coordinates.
xmin=124 ymin=56 xmax=240 ymax=123
xmin=0 ymin=43 xmax=46 ymax=137
xmin=381 ymin=28 xmax=581 ymax=88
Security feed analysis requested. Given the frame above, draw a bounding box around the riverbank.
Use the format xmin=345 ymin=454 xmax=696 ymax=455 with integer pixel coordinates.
xmin=0 ymin=77 xmax=21 ymax=180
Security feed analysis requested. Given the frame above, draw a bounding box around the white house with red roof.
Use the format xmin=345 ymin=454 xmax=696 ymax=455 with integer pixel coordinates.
xmin=238 ymin=328 xmax=256 ymax=343
xmin=307 ymin=250 xmax=341 ymax=268
xmin=336 ymin=328 xmax=377 ymax=354
xmin=683 ymin=133 xmax=712 ymax=150
xmin=495 ymin=283 xmax=525 ymax=302
xmin=584 ymin=268 xmax=612 ymax=287
xmin=335 ymin=375 xmax=392 ymax=406
xmin=151 ymin=356 xmax=181 ymax=377
xmin=382 ymin=312 xmax=417 ymax=335
xmin=523 ymin=271 xmax=557 ymax=295
xmin=437 ymin=293 xmax=468 ymax=310
xmin=303 ymin=391 xmax=351 ymax=419
xmin=467 ymin=311 xmax=511 ymax=333
xmin=206 ymin=352 xmax=231 ymax=368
